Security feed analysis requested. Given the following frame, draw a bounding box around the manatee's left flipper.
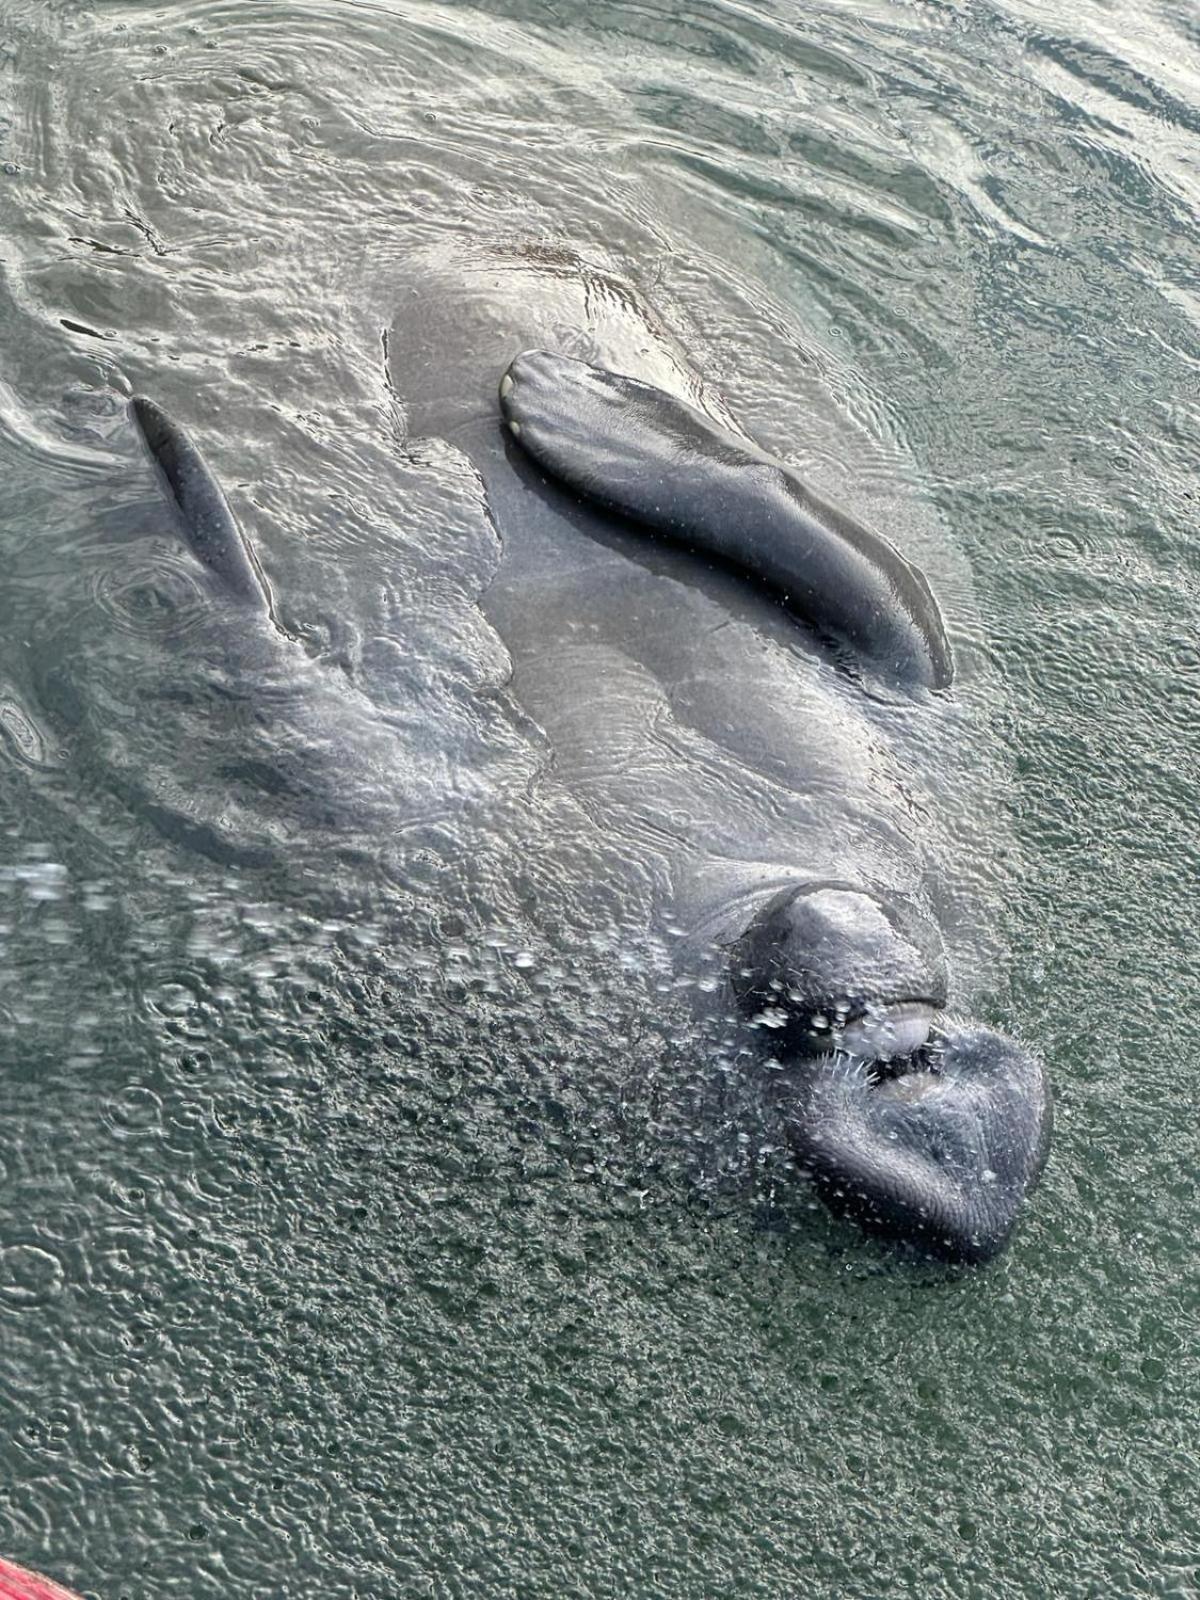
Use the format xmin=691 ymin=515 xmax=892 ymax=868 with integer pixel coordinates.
xmin=500 ymin=351 xmax=952 ymax=689
xmin=131 ymin=396 xmax=271 ymax=613
xmin=787 ymin=1026 xmax=1051 ymax=1264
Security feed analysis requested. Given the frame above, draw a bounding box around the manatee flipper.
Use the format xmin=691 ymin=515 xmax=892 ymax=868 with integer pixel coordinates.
xmin=499 ymin=351 xmax=952 ymax=689
xmin=131 ymin=396 xmax=271 ymax=613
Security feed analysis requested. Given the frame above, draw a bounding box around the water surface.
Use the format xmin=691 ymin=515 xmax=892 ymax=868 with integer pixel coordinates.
xmin=0 ymin=0 xmax=1197 ymax=1596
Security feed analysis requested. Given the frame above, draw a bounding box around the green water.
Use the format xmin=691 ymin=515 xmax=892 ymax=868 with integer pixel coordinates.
xmin=0 ymin=0 xmax=1197 ymax=1596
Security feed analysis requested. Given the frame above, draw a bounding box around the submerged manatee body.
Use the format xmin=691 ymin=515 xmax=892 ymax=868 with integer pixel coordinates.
xmin=123 ymin=241 xmax=1048 ymax=1262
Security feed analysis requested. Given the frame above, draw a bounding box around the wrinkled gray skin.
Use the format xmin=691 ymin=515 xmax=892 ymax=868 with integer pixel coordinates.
xmin=129 ymin=243 xmax=1049 ymax=1263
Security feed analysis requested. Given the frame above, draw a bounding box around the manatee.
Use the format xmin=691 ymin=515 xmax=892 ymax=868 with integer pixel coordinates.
xmin=124 ymin=243 xmax=1048 ymax=1263
xmin=131 ymin=395 xmax=271 ymax=614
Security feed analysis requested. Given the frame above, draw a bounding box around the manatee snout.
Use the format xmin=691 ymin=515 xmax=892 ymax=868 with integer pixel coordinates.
xmin=731 ymin=883 xmax=1051 ymax=1262
xmin=784 ymin=1024 xmax=1052 ymax=1264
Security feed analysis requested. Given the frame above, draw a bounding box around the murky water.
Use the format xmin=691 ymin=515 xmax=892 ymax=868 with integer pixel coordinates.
xmin=0 ymin=0 xmax=1197 ymax=1595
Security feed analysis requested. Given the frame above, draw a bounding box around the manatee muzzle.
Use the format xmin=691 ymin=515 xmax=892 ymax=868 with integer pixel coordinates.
xmin=731 ymin=883 xmax=1050 ymax=1262
xmin=782 ymin=1022 xmax=1052 ymax=1264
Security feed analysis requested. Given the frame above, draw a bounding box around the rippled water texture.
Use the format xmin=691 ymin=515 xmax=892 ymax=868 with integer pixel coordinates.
xmin=0 ymin=0 xmax=1197 ymax=1595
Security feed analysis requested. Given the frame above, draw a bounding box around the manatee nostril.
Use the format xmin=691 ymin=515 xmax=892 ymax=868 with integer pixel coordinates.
xmin=730 ymin=881 xmax=948 ymax=1055
xmin=839 ymin=1000 xmax=936 ymax=1063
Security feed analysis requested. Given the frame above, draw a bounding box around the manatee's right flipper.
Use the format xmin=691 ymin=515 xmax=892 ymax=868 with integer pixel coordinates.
xmin=131 ymin=396 xmax=272 ymax=613
xmin=499 ymin=351 xmax=952 ymax=690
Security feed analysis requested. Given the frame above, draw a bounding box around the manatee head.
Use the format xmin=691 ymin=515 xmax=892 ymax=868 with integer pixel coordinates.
xmin=730 ymin=882 xmax=949 ymax=1059
xmin=731 ymin=883 xmax=1051 ymax=1263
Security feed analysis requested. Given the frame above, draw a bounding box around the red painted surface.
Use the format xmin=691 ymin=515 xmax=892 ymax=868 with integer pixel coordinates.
xmin=0 ymin=1558 xmax=83 ymax=1600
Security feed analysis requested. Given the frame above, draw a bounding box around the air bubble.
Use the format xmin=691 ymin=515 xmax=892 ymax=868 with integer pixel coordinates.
xmin=0 ymin=1244 xmax=65 ymax=1307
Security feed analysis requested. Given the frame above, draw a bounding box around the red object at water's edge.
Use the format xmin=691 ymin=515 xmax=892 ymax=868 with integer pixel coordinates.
xmin=0 ymin=1558 xmax=84 ymax=1600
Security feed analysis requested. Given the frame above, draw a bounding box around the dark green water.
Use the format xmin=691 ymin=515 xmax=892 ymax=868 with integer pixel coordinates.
xmin=0 ymin=0 xmax=1197 ymax=1596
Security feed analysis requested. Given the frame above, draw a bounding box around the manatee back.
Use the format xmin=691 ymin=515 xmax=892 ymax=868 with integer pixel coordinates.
xmin=387 ymin=241 xmax=719 ymax=445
